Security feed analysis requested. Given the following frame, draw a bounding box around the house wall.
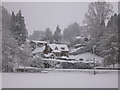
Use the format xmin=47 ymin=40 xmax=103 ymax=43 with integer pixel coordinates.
xmin=61 ymin=51 xmax=69 ymax=56
xmin=43 ymin=44 xmax=52 ymax=54
xmin=53 ymin=52 xmax=61 ymax=57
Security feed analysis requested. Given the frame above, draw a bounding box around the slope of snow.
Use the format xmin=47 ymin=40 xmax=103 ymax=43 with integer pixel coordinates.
xmin=0 ymin=73 xmax=1 ymax=89
xmin=69 ymin=52 xmax=104 ymax=63
xmin=70 ymin=47 xmax=85 ymax=53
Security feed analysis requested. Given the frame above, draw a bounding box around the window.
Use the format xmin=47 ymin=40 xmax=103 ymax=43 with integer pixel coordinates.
xmin=48 ymin=47 xmax=51 ymax=52
xmin=61 ymin=47 xmax=65 ymax=50
xmin=37 ymin=43 xmax=42 ymax=47
xmin=79 ymin=58 xmax=83 ymax=61
xmin=55 ymin=47 xmax=58 ymax=50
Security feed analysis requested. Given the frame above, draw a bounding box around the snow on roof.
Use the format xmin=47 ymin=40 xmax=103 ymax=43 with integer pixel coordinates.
xmin=44 ymin=53 xmax=56 ymax=58
xmin=31 ymin=40 xmax=47 ymax=44
xmin=26 ymin=39 xmax=30 ymax=43
xmin=48 ymin=44 xmax=69 ymax=52
xmin=61 ymin=56 xmax=68 ymax=59
xmin=32 ymin=46 xmax=45 ymax=54
xmin=53 ymin=50 xmax=61 ymax=53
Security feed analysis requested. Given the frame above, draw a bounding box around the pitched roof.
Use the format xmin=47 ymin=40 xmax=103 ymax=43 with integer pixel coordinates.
xmin=75 ymin=36 xmax=84 ymax=39
xmin=53 ymin=50 xmax=61 ymax=53
xmin=44 ymin=53 xmax=56 ymax=58
xmin=31 ymin=40 xmax=47 ymax=44
xmin=48 ymin=44 xmax=69 ymax=52
xmin=32 ymin=46 xmax=45 ymax=54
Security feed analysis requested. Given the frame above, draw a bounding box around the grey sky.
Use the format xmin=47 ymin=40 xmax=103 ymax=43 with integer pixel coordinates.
xmin=3 ymin=2 xmax=118 ymax=35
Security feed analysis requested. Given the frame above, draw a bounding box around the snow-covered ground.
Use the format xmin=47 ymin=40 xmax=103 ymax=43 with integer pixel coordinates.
xmin=0 ymin=73 xmax=2 ymax=89
xmin=2 ymin=71 xmax=118 ymax=88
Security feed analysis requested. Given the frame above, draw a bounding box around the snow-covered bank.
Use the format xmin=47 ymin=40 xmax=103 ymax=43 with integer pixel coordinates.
xmin=44 ymin=68 xmax=118 ymax=74
xmin=2 ymin=72 xmax=118 ymax=88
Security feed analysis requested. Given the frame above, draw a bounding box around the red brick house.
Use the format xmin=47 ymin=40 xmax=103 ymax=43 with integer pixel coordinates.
xmin=44 ymin=44 xmax=69 ymax=57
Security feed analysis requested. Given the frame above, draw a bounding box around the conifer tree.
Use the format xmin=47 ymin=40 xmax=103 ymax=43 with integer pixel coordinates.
xmin=53 ymin=25 xmax=62 ymax=43
xmin=10 ymin=10 xmax=28 ymax=46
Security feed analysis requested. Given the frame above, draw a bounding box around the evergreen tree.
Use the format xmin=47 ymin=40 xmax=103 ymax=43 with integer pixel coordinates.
xmin=63 ymin=22 xmax=81 ymax=41
xmin=43 ymin=28 xmax=53 ymax=43
xmin=10 ymin=10 xmax=28 ymax=46
xmin=2 ymin=7 xmax=19 ymax=72
xmin=100 ymin=14 xmax=118 ymax=66
xmin=53 ymin=25 xmax=62 ymax=43
xmin=29 ymin=30 xmax=44 ymax=40
xmin=2 ymin=8 xmax=30 ymax=72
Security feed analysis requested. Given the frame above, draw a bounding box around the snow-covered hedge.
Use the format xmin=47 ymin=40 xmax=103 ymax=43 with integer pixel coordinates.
xmin=61 ymin=62 xmax=93 ymax=69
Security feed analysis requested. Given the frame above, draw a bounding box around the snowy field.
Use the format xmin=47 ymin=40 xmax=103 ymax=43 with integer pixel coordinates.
xmin=2 ymin=70 xmax=118 ymax=88
xmin=0 ymin=73 xmax=2 ymax=89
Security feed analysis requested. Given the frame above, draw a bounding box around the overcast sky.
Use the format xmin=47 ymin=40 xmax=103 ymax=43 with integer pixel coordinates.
xmin=3 ymin=2 xmax=118 ymax=35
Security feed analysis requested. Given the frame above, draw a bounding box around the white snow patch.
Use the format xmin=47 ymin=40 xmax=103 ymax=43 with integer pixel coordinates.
xmin=32 ymin=46 xmax=45 ymax=54
xmin=70 ymin=47 xmax=85 ymax=53
xmin=0 ymin=73 xmax=1 ymax=89
xmin=69 ymin=52 xmax=104 ymax=63
xmin=2 ymin=72 xmax=118 ymax=88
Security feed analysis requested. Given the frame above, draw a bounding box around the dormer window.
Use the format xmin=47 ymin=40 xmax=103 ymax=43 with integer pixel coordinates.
xmin=55 ymin=47 xmax=58 ymax=50
xmin=61 ymin=47 xmax=65 ymax=50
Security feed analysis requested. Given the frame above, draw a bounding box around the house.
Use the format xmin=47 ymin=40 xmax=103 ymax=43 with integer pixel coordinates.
xmin=30 ymin=42 xmax=69 ymax=60
xmin=29 ymin=40 xmax=47 ymax=50
xmin=44 ymin=53 xmax=56 ymax=59
xmin=44 ymin=43 xmax=69 ymax=58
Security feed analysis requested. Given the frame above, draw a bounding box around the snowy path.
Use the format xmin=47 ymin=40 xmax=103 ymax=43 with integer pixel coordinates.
xmin=2 ymin=71 xmax=118 ymax=88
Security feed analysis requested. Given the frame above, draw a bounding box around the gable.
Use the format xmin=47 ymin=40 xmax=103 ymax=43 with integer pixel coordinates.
xmin=48 ymin=44 xmax=69 ymax=52
xmin=55 ymin=47 xmax=58 ymax=50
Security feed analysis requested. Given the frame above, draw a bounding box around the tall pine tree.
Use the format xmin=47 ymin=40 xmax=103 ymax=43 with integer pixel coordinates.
xmin=100 ymin=14 xmax=118 ymax=66
xmin=53 ymin=25 xmax=62 ymax=43
xmin=10 ymin=10 xmax=28 ymax=46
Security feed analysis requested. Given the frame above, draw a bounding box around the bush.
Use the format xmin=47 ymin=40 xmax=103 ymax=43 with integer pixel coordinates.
xmin=61 ymin=62 xmax=74 ymax=69
xmin=61 ymin=62 xmax=93 ymax=69
xmin=73 ymin=63 xmax=93 ymax=69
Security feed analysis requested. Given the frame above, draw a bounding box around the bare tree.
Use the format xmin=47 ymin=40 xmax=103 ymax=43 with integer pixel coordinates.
xmin=85 ymin=2 xmax=113 ymax=27
xmin=83 ymin=2 xmax=113 ymax=55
